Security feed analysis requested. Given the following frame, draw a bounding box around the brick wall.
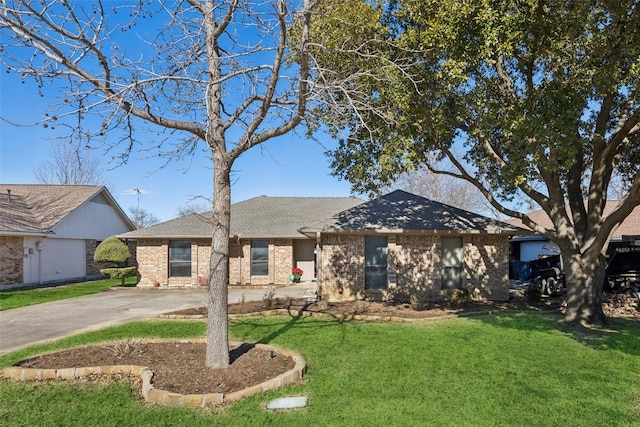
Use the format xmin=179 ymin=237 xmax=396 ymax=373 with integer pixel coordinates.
xmin=229 ymin=239 xmax=248 ymax=284
xmin=194 ymin=240 xmax=211 ymax=284
xmin=319 ymin=233 xmax=510 ymax=302
xmin=391 ymin=235 xmax=441 ymax=300
xmin=85 ymin=240 xmax=102 ymax=276
xmin=229 ymin=239 xmax=293 ymax=285
xmin=319 ymin=234 xmax=365 ymax=301
xmin=136 ymin=239 xmax=167 ymax=286
xmin=137 ymin=238 xmax=293 ymax=287
xmin=462 ymin=235 xmax=510 ymax=300
xmin=0 ymin=236 xmax=23 ymax=286
xmin=274 ymin=239 xmax=293 ymax=285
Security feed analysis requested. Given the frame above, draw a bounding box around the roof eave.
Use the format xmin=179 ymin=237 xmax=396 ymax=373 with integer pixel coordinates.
xmin=299 ymin=228 xmax=529 ymax=236
xmin=0 ymin=230 xmax=51 ymax=237
xmin=117 ymin=234 xmax=211 ymax=240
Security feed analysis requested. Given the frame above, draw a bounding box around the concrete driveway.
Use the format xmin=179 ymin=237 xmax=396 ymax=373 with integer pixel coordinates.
xmin=0 ymin=283 xmax=312 ymax=355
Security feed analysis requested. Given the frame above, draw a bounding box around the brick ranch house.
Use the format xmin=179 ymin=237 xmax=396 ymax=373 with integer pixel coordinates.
xmin=121 ymin=190 xmax=527 ymax=302
xmin=299 ymin=190 xmax=528 ymax=302
xmin=0 ymin=184 xmax=136 ymax=289
xmin=118 ymin=195 xmax=364 ymax=287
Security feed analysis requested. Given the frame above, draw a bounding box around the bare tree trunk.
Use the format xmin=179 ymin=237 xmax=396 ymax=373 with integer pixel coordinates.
xmin=206 ymin=154 xmax=232 ymax=368
xmin=563 ymin=251 xmax=607 ymax=328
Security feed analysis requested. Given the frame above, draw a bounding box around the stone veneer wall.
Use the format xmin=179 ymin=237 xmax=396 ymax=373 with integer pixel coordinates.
xmin=0 ymin=236 xmax=24 ymax=286
xmin=319 ymin=233 xmax=510 ymax=302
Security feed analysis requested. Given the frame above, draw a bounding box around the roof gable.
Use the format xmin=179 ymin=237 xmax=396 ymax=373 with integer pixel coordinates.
xmin=0 ymin=184 xmax=135 ymax=235
xmin=300 ymin=190 xmax=527 ymax=235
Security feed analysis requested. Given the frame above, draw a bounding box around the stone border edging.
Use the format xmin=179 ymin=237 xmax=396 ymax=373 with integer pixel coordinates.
xmin=160 ymin=308 xmax=464 ymax=323
xmin=1 ymin=340 xmax=306 ymax=408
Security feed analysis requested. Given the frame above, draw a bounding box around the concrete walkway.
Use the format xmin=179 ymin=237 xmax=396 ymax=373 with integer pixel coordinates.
xmin=0 ymin=283 xmax=313 ymax=355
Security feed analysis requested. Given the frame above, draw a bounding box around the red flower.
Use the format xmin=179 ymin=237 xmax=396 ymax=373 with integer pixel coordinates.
xmin=292 ymin=267 xmax=303 ymax=276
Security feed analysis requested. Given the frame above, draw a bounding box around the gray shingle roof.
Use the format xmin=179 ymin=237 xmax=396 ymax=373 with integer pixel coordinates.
xmin=119 ymin=195 xmax=365 ymax=239
xmin=0 ymin=184 xmax=133 ymax=235
xmin=300 ymin=190 xmax=528 ymax=235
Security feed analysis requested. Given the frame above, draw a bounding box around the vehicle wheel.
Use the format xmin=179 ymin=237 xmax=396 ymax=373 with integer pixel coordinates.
xmin=534 ymin=277 xmax=545 ymax=293
xmin=627 ymin=288 xmax=640 ymax=305
xmin=546 ymin=277 xmax=557 ymax=296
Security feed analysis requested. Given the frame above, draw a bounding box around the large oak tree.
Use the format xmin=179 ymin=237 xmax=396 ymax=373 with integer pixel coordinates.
xmin=310 ymin=0 xmax=640 ymax=327
xmin=1 ymin=0 xmax=317 ymax=368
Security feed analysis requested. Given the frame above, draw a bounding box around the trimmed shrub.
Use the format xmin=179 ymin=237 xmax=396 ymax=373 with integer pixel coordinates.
xmin=94 ymin=236 xmax=131 ymax=264
xmin=451 ymin=288 xmax=470 ymax=305
xmin=99 ymin=267 xmax=136 ymax=282
xmin=94 ymin=236 xmax=135 ymax=285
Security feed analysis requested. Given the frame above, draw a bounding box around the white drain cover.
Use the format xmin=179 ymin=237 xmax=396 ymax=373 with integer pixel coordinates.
xmin=267 ymin=396 xmax=308 ymax=410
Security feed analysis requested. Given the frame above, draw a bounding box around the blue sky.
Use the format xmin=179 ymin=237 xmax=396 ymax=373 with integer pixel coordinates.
xmin=0 ymin=70 xmax=356 ymax=222
xmin=0 ymin=3 xmax=359 ymax=224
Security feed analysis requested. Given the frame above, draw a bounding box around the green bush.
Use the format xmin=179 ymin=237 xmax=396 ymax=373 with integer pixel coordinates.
xmin=95 ymin=237 xmax=134 ymax=285
xmin=451 ymin=288 xmax=470 ymax=305
xmin=409 ymin=287 xmax=431 ymax=311
xmin=99 ymin=267 xmax=136 ymax=282
xmin=262 ymin=288 xmax=276 ymax=308
xmin=94 ymin=236 xmax=131 ymax=264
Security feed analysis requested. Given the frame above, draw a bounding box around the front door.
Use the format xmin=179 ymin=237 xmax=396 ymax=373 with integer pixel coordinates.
xmin=365 ymin=236 xmax=388 ymax=290
xmin=293 ymin=239 xmax=315 ymax=281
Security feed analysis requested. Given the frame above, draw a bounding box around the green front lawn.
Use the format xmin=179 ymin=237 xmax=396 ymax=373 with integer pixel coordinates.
xmin=0 ymin=276 xmax=138 ymax=311
xmin=1 ymin=313 xmax=639 ymax=426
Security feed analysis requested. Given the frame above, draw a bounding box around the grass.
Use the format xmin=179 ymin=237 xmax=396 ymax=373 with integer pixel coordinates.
xmin=1 ymin=312 xmax=639 ymax=426
xmin=0 ymin=276 xmax=138 ymax=311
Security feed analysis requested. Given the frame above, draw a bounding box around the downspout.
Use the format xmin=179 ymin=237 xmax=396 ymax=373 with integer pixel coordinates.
xmin=315 ymin=231 xmax=322 ymax=297
xmin=36 ymin=240 xmax=43 ymax=285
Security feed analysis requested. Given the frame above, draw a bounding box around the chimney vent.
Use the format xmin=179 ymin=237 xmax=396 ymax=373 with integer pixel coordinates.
xmin=6 ymin=189 xmax=11 ymax=201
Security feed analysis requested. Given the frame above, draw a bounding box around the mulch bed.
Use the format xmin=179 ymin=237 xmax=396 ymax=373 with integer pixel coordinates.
xmin=17 ymin=342 xmax=294 ymax=395
xmin=187 ymin=294 xmax=562 ymax=319
xmin=11 ymin=291 xmax=638 ymax=396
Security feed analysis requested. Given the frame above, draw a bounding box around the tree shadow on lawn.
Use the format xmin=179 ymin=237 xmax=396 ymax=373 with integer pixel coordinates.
xmin=229 ymin=296 xmax=640 ymax=360
xmin=473 ymin=310 xmax=640 ymax=358
xmin=230 ymin=310 xmax=353 ymax=349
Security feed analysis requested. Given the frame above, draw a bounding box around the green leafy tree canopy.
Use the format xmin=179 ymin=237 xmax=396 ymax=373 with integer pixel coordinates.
xmin=310 ymin=0 xmax=640 ymax=327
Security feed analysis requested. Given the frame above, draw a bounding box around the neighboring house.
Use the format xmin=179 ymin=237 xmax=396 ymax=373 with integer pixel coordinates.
xmin=118 ymin=196 xmax=364 ymax=287
xmin=507 ymin=202 xmax=640 ymax=262
xmin=299 ymin=190 xmax=528 ymax=302
xmin=0 ymin=184 xmax=136 ymax=289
